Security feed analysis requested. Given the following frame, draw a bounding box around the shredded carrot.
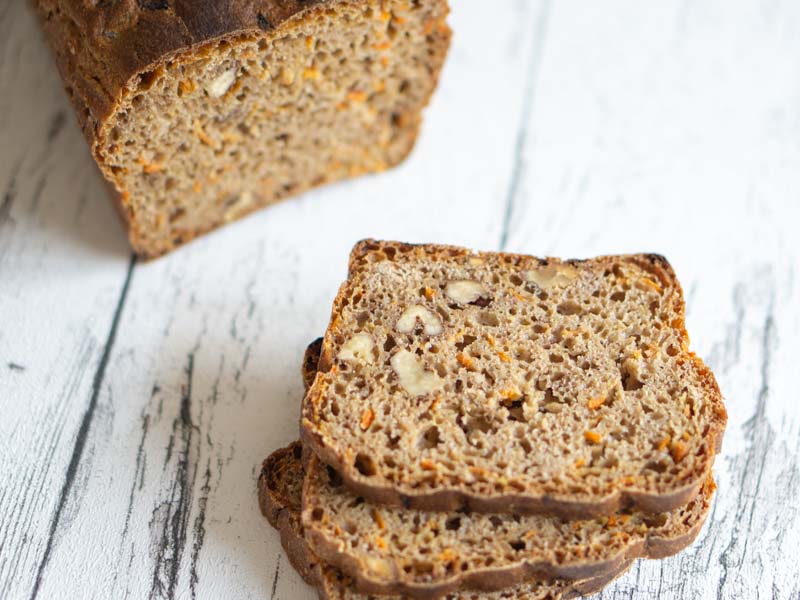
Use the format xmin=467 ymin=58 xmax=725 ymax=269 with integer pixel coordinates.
xmin=587 ymin=396 xmax=606 ymax=410
xmin=670 ymin=441 xmax=688 ymax=463
xmin=360 ymin=408 xmax=375 ymax=431
xmin=584 ymin=430 xmax=602 ymax=444
xmin=372 ymin=509 xmax=386 ymax=530
xmin=347 ymin=90 xmax=368 ymax=102
xmin=456 ymin=353 xmax=474 ymax=369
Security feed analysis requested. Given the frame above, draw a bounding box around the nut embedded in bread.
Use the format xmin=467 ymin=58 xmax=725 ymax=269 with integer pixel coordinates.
xmin=258 ymin=442 xmax=635 ymax=600
xmin=33 ymin=2 xmax=451 ymax=257
xmin=301 ymin=240 xmax=727 ymax=518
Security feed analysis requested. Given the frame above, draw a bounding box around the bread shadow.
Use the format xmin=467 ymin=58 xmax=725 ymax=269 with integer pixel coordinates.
xmin=1 ymin=3 xmax=129 ymax=261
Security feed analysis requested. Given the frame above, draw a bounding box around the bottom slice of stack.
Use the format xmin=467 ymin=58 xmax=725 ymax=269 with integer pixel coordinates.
xmin=257 ymin=340 xmax=714 ymax=600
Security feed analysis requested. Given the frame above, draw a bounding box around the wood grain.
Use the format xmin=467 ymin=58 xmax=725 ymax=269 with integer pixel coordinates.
xmin=1 ymin=0 xmax=798 ymax=598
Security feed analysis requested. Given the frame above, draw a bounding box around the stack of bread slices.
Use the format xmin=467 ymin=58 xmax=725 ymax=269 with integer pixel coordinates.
xmin=259 ymin=240 xmax=727 ymax=599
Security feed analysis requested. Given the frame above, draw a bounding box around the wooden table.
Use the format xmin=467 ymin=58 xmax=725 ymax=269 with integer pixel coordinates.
xmin=2 ymin=1 xmax=798 ymax=598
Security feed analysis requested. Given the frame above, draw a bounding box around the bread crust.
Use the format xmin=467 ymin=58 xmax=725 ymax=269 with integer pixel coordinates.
xmin=33 ymin=1 xmax=333 ymax=153
xmin=259 ymin=442 xmax=325 ymax=587
xmin=32 ymin=2 xmax=451 ymax=257
xmin=301 ymin=240 xmax=728 ymax=519
xmin=258 ymin=442 xmax=636 ymax=600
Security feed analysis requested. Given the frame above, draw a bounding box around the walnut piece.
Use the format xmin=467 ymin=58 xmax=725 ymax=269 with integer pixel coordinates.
xmin=338 ymin=333 xmax=375 ymax=363
xmin=205 ymin=69 xmax=237 ymax=98
xmin=524 ymin=264 xmax=578 ymax=289
xmin=391 ymin=349 xmax=444 ymax=396
xmin=445 ymin=280 xmax=487 ymax=304
xmin=396 ymin=305 xmax=443 ymax=336
xmin=365 ymin=556 xmax=393 ymax=577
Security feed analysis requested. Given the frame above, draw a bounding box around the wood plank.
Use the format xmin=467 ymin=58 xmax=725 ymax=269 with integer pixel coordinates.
xmin=0 ymin=4 xmax=133 ymax=599
xmin=503 ymin=1 xmax=800 ymax=598
xmin=28 ymin=3 xmax=550 ymax=598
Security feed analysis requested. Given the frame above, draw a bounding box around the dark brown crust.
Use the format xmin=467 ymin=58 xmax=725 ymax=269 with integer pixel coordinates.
xmin=301 ymin=240 xmax=728 ymax=519
xmin=258 ymin=442 xmax=324 ymax=587
xmin=32 ymin=0 xmax=336 ymax=155
xmin=303 ymin=338 xmax=325 ymax=393
xmin=32 ymin=2 xmax=452 ymax=258
xmin=259 ymin=443 xmax=636 ymax=600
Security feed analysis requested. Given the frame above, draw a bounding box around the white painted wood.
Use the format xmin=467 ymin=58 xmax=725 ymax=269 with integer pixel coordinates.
xmin=1 ymin=0 xmax=799 ymax=599
xmin=0 ymin=4 xmax=133 ymax=600
xmin=503 ymin=1 xmax=800 ymax=598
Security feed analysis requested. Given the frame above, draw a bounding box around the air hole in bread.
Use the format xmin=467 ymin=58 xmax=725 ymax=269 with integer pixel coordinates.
xmin=455 ymin=335 xmax=476 ymax=351
xmin=557 ymin=300 xmax=582 ymax=316
xmin=477 ymin=312 xmax=499 ymax=327
xmin=502 ymin=398 xmax=525 ymax=422
xmin=326 ymin=465 xmax=343 ymax=487
xmin=354 ymin=453 xmax=377 ymax=477
xmin=645 ymin=460 xmax=667 ymax=474
xmin=418 ymin=426 xmax=442 ymax=449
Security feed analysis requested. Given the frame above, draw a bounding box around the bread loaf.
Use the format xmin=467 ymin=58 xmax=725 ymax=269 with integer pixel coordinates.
xmin=34 ymin=2 xmax=450 ymax=257
xmin=301 ymin=240 xmax=727 ymax=517
xmin=258 ymin=443 xmax=635 ymax=600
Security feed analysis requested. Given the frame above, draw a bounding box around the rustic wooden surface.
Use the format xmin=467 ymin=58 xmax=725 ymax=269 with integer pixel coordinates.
xmin=1 ymin=0 xmax=799 ymax=598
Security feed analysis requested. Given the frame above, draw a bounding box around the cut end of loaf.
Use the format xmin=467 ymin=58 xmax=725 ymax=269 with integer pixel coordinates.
xmin=95 ymin=2 xmax=450 ymax=257
xmin=302 ymin=240 xmax=727 ymax=517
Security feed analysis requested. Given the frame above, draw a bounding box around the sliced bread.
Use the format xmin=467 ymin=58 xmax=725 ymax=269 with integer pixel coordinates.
xmin=259 ymin=443 xmax=634 ymax=600
xmin=301 ymin=445 xmax=713 ymax=598
xmin=301 ymin=240 xmax=727 ymax=517
xmin=34 ymin=2 xmax=450 ymax=257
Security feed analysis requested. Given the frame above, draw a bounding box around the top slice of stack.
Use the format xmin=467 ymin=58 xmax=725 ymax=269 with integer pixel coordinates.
xmin=301 ymin=240 xmax=726 ymax=518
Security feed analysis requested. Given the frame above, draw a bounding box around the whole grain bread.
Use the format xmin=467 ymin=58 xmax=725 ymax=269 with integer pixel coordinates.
xmin=301 ymin=240 xmax=727 ymax=518
xmin=297 ymin=338 xmax=713 ymax=598
xmin=33 ymin=2 xmax=450 ymax=257
xmin=259 ymin=443 xmax=634 ymax=600
xmin=302 ymin=448 xmax=713 ymax=598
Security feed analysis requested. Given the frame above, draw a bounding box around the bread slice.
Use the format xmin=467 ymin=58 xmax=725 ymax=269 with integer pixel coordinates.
xmin=259 ymin=443 xmax=634 ymax=600
xmin=302 ymin=447 xmax=713 ymax=598
xmin=301 ymin=240 xmax=727 ymax=517
xmin=297 ymin=337 xmax=713 ymax=598
xmin=34 ymin=2 xmax=450 ymax=257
